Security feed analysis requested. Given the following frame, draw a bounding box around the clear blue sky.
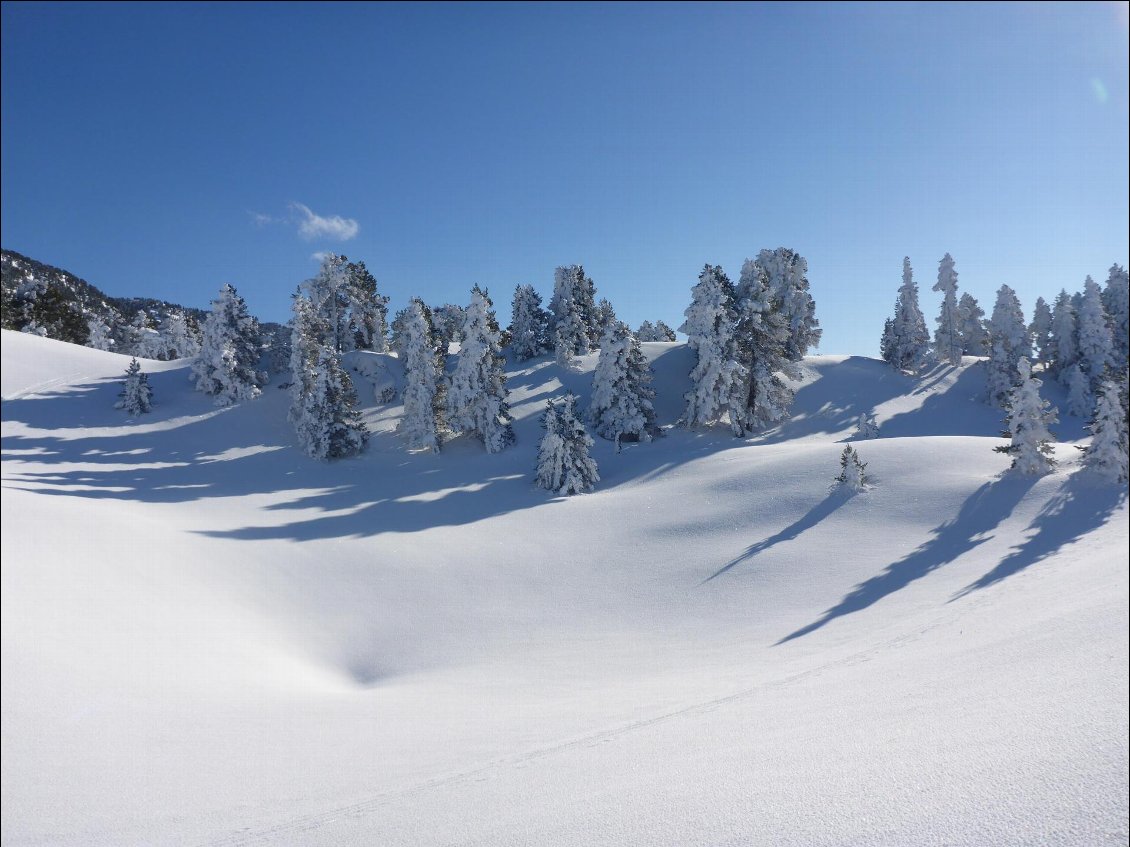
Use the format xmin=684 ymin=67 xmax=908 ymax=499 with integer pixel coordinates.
xmin=2 ymin=1 xmax=1127 ymax=355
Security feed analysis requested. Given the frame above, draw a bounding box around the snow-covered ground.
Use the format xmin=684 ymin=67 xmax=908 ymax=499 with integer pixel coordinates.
xmin=1 ymin=329 xmax=1126 ymax=846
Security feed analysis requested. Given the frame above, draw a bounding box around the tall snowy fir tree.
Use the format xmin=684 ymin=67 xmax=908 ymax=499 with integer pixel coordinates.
xmin=1103 ymin=263 xmax=1129 ymax=367
xmin=679 ymin=264 xmax=746 ymax=431
xmin=535 ymin=394 xmax=599 ymax=495
xmin=431 ymin=304 xmax=466 ymax=353
xmin=882 ymin=257 xmax=931 ymax=372
xmin=1029 ymin=296 xmax=1053 ymax=369
xmin=985 ymin=285 xmax=1031 ymax=409
xmin=398 ymin=299 xmax=444 ymax=453
xmin=595 ymin=298 xmax=618 ymax=339
xmin=446 ymin=287 xmax=514 ymax=453
xmin=958 ymin=292 xmax=990 ymax=355
xmin=301 ymin=254 xmax=354 ymax=354
xmin=1048 ymin=290 xmax=1078 ymax=378
xmin=115 ymin=358 xmax=152 ymax=416
xmin=1075 ymin=275 xmax=1115 ymax=394
xmin=159 ymin=310 xmax=201 ymax=360
xmin=508 ymin=284 xmax=550 ymax=361
xmin=588 ymin=321 xmax=657 ymax=446
xmin=996 ymin=358 xmax=1057 ymax=475
xmin=550 ymin=265 xmax=595 ymax=365
xmin=1063 ymin=363 xmax=1092 ymax=418
xmin=347 ymin=260 xmax=390 ymax=352
xmin=86 ymin=315 xmax=115 ymax=351
xmin=191 ymin=284 xmax=265 ymax=406
xmin=1084 ymin=380 xmax=1129 ymax=482
xmin=128 ymin=310 xmax=162 ymax=358
xmin=933 ymin=253 xmax=963 ymax=365
xmin=750 ymin=248 xmax=821 ymax=362
xmin=652 ymin=320 xmax=677 ymax=341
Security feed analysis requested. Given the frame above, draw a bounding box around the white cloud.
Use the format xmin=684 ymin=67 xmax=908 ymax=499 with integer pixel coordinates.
xmin=248 ymin=211 xmax=276 ymax=227
xmin=310 ymin=251 xmax=330 ymax=263
xmin=289 ymin=202 xmax=360 ymax=241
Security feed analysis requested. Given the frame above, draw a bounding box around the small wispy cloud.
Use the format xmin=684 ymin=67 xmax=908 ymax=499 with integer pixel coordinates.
xmin=1090 ymin=77 xmax=1109 ymax=104
xmin=289 ymin=202 xmax=360 ymax=241
xmin=310 ymin=251 xmax=330 ymax=263
xmin=248 ymin=211 xmax=276 ymax=227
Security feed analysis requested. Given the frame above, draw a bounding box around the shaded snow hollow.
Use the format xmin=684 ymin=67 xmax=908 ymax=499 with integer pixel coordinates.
xmin=1 ymin=329 xmax=1126 ymax=846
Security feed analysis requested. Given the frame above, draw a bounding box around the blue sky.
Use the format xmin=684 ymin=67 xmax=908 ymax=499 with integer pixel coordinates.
xmin=2 ymin=1 xmax=1127 ymax=354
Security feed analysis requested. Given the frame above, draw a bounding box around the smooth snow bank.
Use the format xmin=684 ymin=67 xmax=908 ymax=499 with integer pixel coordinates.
xmin=1 ymin=330 xmax=1126 ymax=846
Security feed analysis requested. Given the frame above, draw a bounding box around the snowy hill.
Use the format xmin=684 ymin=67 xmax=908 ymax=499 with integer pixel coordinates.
xmin=1 ymin=328 xmax=1126 ymax=846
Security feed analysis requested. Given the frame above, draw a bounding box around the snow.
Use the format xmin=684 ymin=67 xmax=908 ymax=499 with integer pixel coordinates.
xmin=1 ymin=329 xmax=1126 ymax=846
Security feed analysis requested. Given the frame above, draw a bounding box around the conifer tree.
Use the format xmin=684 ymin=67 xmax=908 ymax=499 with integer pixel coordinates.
xmin=398 ymin=299 xmax=444 ymax=452
xmin=958 ymin=292 xmax=990 ymax=355
xmin=86 ymin=315 xmax=115 ymax=351
xmin=933 ymin=253 xmax=962 ymax=365
xmin=1048 ymin=290 xmax=1078 ymax=378
xmin=550 ymin=265 xmax=593 ymax=365
xmin=159 ymin=310 xmax=201 ymax=360
xmin=1103 ymin=264 xmax=1129 ymax=366
xmin=985 ymin=284 xmax=1031 ymax=408
xmin=637 ymin=320 xmax=658 ymax=341
xmin=1063 ymin=363 xmax=1092 ymax=418
xmin=653 ymin=320 xmax=677 ymax=341
xmin=115 ymin=358 xmax=152 ymax=416
xmin=1029 ymin=296 xmax=1053 ymax=369
xmin=1076 ymin=275 xmax=1115 ymax=393
xmin=191 ymin=284 xmax=265 ymax=406
xmin=431 ymin=304 xmax=466 ymax=354
xmin=535 ymin=394 xmax=599 ymax=495
xmin=679 ymin=264 xmax=747 ymax=430
xmin=882 ymin=257 xmax=931 ymax=372
xmin=588 ymin=321 xmax=657 ymax=446
xmin=508 ymin=284 xmax=550 ymax=361
xmin=446 ymin=287 xmax=514 ymax=453
xmin=301 ymin=254 xmax=354 ymax=353
xmin=835 ymin=445 xmax=868 ymax=492
xmin=347 ymin=260 xmax=390 ymax=352
xmin=1084 ymin=380 xmax=1129 ymax=482
xmin=751 ymin=247 xmax=821 ymax=361
xmin=595 ymin=298 xmax=618 ymax=339
xmin=995 ymin=358 xmax=1057 ymax=475
xmin=854 ymin=411 xmax=880 ymax=440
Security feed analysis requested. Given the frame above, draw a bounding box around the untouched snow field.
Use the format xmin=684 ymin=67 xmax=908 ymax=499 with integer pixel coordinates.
xmin=1 ymin=329 xmax=1126 ymax=846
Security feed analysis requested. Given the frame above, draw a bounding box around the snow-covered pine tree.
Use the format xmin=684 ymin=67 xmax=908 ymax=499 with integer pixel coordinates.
xmin=508 ymin=284 xmax=550 ymax=361
xmin=346 ymin=260 xmax=390 ymax=352
xmin=159 ymin=310 xmax=201 ymax=360
xmin=985 ymin=284 xmax=1031 ymax=409
xmin=431 ymin=304 xmax=466 ymax=354
xmin=958 ymin=292 xmax=990 ymax=355
xmin=595 ymin=298 xmax=618 ymax=339
xmin=128 ymin=310 xmax=162 ymax=358
xmin=1084 ymin=380 xmax=1129 ymax=482
xmin=1029 ymin=296 xmax=1053 ymax=370
xmin=835 ymin=445 xmax=868 ymax=492
xmin=398 ymin=299 xmax=444 ymax=452
xmin=550 ymin=265 xmax=594 ymax=365
xmin=653 ymin=320 xmax=677 ymax=341
xmin=446 ymin=286 xmax=514 ymax=453
xmin=995 ymin=358 xmax=1057 ymax=475
xmin=191 ymin=284 xmax=266 ymax=406
xmin=933 ymin=253 xmax=963 ymax=365
xmin=301 ymin=253 xmax=354 ymax=353
xmin=731 ymin=258 xmax=799 ymax=433
xmin=588 ymin=320 xmax=657 ymax=446
xmin=751 ymin=247 xmax=821 ymax=361
xmin=1048 ymin=290 xmax=1078 ymax=378
xmin=1063 ymin=363 xmax=1092 ymax=417
xmin=1076 ymin=275 xmax=1115 ymax=393
xmin=679 ymin=264 xmax=747 ymax=430
xmin=1103 ymin=264 xmax=1129 ymax=366
xmin=854 ymin=411 xmax=880 ymax=439
xmin=535 ymin=394 xmax=599 ymax=495
xmin=115 ymin=358 xmax=152 ymax=416
xmin=86 ymin=315 xmax=115 ymax=351
xmin=883 ymin=257 xmax=931 ymax=372
xmin=636 ymin=320 xmax=657 ymax=342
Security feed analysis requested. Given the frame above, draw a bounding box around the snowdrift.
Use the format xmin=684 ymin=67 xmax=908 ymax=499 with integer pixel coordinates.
xmin=1 ymin=329 xmax=1126 ymax=846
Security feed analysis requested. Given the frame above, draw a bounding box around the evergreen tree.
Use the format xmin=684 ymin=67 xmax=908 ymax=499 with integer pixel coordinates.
xmin=347 ymin=260 xmax=390 ymax=352
xmin=636 ymin=320 xmax=657 ymax=342
xmin=995 ymin=358 xmax=1057 ymax=475
xmin=1063 ymin=363 xmax=1092 ymax=417
xmin=879 ymin=317 xmax=896 ymax=366
xmin=854 ymin=411 xmax=880 ymax=440
xmin=835 ymin=445 xmax=868 ymax=492
xmin=882 ymin=257 xmax=931 ymax=372
xmin=159 ymin=310 xmax=201 ymax=360
xmin=86 ymin=315 xmax=115 ymax=351
xmin=1048 ymin=290 xmax=1078 ymax=378
xmin=679 ymin=264 xmax=747 ymax=430
xmin=535 ymin=394 xmax=599 ymax=495
xmin=588 ymin=321 xmax=657 ymax=446
xmin=1102 ymin=263 xmax=1129 ymax=366
xmin=1029 ymin=296 xmax=1053 ymax=370
xmin=595 ymin=298 xmax=618 ymax=339
xmin=1084 ymin=380 xmax=1129 ymax=482
xmin=751 ymin=247 xmax=821 ymax=361
xmin=301 ymin=254 xmax=354 ymax=353
xmin=398 ymin=299 xmax=444 ymax=452
xmin=128 ymin=310 xmax=163 ymax=358
xmin=446 ymin=287 xmax=514 ymax=453
xmin=985 ymin=284 xmax=1031 ymax=409
xmin=637 ymin=320 xmax=678 ymax=342
xmin=550 ymin=265 xmax=594 ymax=364
xmin=958 ymin=292 xmax=990 ymax=355
xmin=191 ymin=284 xmax=265 ymax=406
xmin=933 ymin=253 xmax=962 ymax=365
xmin=508 ymin=284 xmax=550 ymax=361
xmin=431 ymin=304 xmax=466 ymax=354
xmin=115 ymin=358 xmax=152 ymax=416
xmin=1076 ymin=275 xmax=1115 ymax=393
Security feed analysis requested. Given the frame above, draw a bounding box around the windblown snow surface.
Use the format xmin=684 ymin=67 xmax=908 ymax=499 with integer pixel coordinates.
xmin=1 ymin=329 xmax=1126 ymax=846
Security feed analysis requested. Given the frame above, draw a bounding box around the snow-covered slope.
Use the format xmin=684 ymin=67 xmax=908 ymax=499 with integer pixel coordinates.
xmin=2 ymin=329 xmax=1126 ymax=846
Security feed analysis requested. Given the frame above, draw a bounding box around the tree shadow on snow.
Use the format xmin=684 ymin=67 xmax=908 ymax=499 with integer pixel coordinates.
xmin=777 ymin=473 xmax=1039 ymax=644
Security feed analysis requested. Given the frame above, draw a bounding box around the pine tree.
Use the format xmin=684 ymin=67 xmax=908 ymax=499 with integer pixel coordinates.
xmin=301 ymin=254 xmax=354 ymax=353
xmin=535 ymin=394 xmax=599 ymax=495
xmin=679 ymin=264 xmax=747 ymax=430
xmin=347 ymin=260 xmax=390 ymax=352
xmin=446 ymin=287 xmax=514 ymax=453
xmin=653 ymin=320 xmax=677 ymax=341
xmin=751 ymin=247 xmax=821 ymax=361
xmin=588 ymin=321 xmax=657 ymax=446
xmin=398 ymin=299 xmax=444 ymax=452
xmin=550 ymin=265 xmax=594 ymax=365
xmin=985 ymin=284 xmax=1031 ymax=409
xmin=508 ymin=284 xmax=550 ymax=361
xmin=1103 ymin=264 xmax=1129 ymax=366
xmin=159 ymin=310 xmax=201 ymax=360
xmin=958 ymin=292 xmax=990 ymax=355
xmin=115 ymin=358 xmax=152 ymax=416
xmin=1076 ymin=275 xmax=1115 ymax=393
xmin=835 ymin=445 xmax=868 ymax=492
xmin=595 ymin=298 xmax=618 ymax=339
xmin=995 ymin=358 xmax=1057 ymax=475
xmin=1084 ymin=380 xmax=1129 ymax=482
xmin=883 ymin=257 xmax=931 ymax=372
xmin=637 ymin=320 xmax=658 ymax=341
xmin=86 ymin=315 xmax=115 ymax=351
xmin=191 ymin=284 xmax=265 ymax=406
xmin=1048 ymin=290 xmax=1078 ymax=378
xmin=1029 ymin=296 xmax=1053 ymax=370
xmin=128 ymin=310 xmax=162 ymax=358
xmin=431 ymin=304 xmax=466 ymax=354
xmin=1063 ymin=363 xmax=1092 ymax=417
xmin=854 ymin=411 xmax=880 ymax=440
xmin=933 ymin=253 xmax=962 ymax=365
